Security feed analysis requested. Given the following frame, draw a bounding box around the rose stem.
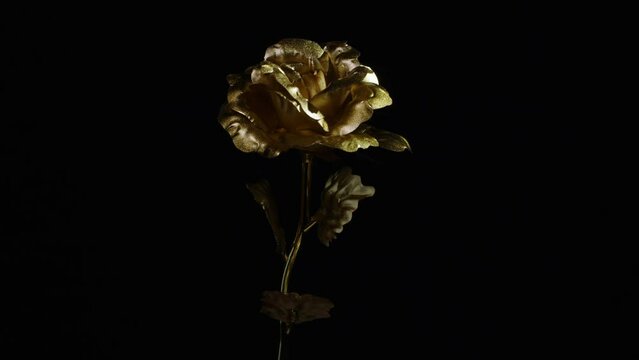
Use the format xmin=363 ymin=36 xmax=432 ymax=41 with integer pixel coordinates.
xmin=281 ymin=152 xmax=313 ymax=293
xmin=277 ymin=152 xmax=313 ymax=360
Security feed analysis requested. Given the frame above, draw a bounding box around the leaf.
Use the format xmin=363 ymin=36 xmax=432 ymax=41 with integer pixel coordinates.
xmin=317 ymin=133 xmax=379 ymax=152
xmin=294 ymin=294 xmax=335 ymax=324
xmin=356 ymin=124 xmax=411 ymax=152
xmin=260 ymin=291 xmax=334 ymax=325
xmin=246 ymin=180 xmax=287 ymax=258
xmin=314 ymin=167 xmax=375 ymax=246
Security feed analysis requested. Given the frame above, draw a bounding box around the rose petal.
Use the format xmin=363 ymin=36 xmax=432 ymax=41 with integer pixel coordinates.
xmin=218 ymin=104 xmax=284 ymax=158
xmin=364 ymin=83 xmax=392 ymax=109
xmin=264 ymin=39 xmax=325 ymax=75
xmin=323 ymin=42 xmax=362 ymax=81
xmin=310 ymin=67 xmax=392 ymax=135
xmin=278 ymin=65 xmax=327 ymax=100
xmin=331 ymin=86 xmax=374 ymax=136
xmin=268 ymin=90 xmax=325 ymax=133
xmin=226 ymin=73 xmax=251 ymax=103
xmin=251 ymin=62 xmax=329 ymax=131
xmin=279 ymin=64 xmax=302 ymax=84
xmin=301 ymin=71 xmax=327 ymax=99
xmin=230 ymin=85 xmax=279 ymax=130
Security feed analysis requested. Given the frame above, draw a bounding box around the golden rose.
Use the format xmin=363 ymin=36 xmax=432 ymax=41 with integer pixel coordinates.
xmin=218 ymin=39 xmax=410 ymax=158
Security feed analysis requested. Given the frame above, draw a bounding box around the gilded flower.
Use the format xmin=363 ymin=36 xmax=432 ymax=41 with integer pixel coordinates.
xmin=219 ymin=39 xmax=410 ymax=157
xmin=315 ymin=167 xmax=375 ymax=246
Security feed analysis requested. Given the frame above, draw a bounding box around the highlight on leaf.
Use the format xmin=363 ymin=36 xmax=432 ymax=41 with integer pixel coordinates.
xmin=260 ymin=291 xmax=334 ymax=325
xmin=314 ymin=167 xmax=375 ymax=246
xmin=355 ymin=124 xmax=411 ymax=152
xmin=246 ymin=179 xmax=287 ymax=258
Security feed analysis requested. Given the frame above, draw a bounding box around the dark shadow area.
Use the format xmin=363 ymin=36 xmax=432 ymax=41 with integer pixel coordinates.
xmin=2 ymin=3 xmax=623 ymax=359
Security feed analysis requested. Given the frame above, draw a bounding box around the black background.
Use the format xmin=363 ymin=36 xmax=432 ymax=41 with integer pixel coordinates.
xmin=2 ymin=3 xmax=626 ymax=359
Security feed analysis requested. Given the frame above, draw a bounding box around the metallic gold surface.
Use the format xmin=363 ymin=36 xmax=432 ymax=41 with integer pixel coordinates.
xmin=355 ymin=124 xmax=412 ymax=152
xmin=315 ymin=167 xmax=375 ymax=246
xmin=246 ymin=179 xmax=287 ymax=259
xmin=280 ymin=153 xmax=313 ymax=294
xmin=260 ymin=291 xmax=334 ymax=325
xmin=218 ymin=39 xmax=409 ymax=157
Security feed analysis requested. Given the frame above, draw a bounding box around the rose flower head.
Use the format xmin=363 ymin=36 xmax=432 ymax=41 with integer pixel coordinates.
xmin=219 ymin=39 xmax=410 ymax=157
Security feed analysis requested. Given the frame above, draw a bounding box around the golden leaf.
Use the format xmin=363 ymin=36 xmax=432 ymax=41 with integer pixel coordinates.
xmin=317 ymin=133 xmax=379 ymax=152
xmin=246 ymin=180 xmax=287 ymax=258
xmin=356 ymin=124 xmax=412 ymax=152
xmin=260 ymin=291 xmax=334 ymax=325
xmin=315 ymin=168 xmax=375 ymax=246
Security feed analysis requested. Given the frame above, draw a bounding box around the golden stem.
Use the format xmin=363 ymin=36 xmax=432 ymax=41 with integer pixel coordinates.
xmin=303 ymin=219 xmax=317 ymax=233
xmin=304 ymin=153 xmax=312 ymax=223
xmin=280 ymin=153 xmax=313 ymax=294
xmin=278 ymin=153 xmax=313 ymax=360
